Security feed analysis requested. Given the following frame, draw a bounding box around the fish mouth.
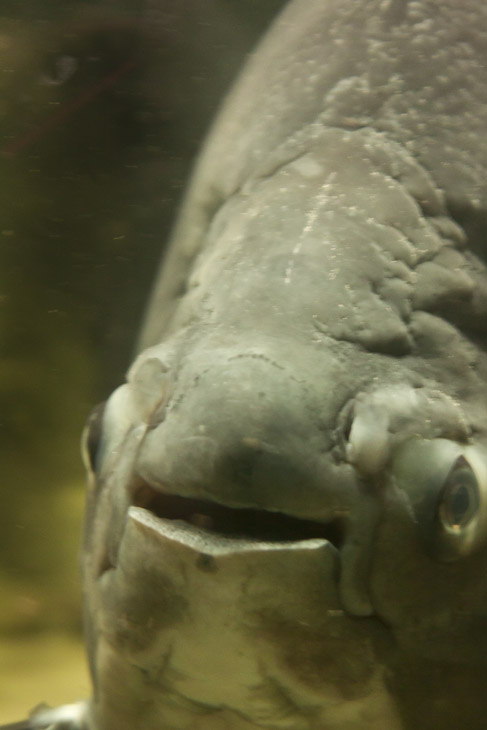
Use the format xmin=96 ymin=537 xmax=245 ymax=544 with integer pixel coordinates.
xmin=132 ymin=481 xmax=345 ymax=547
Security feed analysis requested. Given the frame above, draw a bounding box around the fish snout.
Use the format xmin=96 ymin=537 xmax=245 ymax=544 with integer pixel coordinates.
xmin=133 ymin=348 xmax=357 ymax=518
xmin=124 ymin=346 xmax=388 ymax=618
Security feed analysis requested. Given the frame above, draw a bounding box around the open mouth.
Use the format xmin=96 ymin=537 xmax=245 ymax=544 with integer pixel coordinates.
xmin=133 ymin=482 xmax=345 ymax=547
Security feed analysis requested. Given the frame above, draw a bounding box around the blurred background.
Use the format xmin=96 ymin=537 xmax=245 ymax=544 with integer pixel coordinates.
xmin=0 ymin=0 xmax=286 ymax=722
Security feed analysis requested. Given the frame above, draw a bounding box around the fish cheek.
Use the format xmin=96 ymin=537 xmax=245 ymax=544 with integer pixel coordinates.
xmin=368 ymin=494 xmax=487 ymax=651
xmin=252 ymin=608 xmax=391 ymax=701
xmin=94 ymin=512 xmax=189 ymax=655
xmin=235 ymin=546 xmax=392 ymax=701
xmin=369 ymin=508 xmax=487 ymax=730
xmin=98 ymin=566 xmax=188 ymax=654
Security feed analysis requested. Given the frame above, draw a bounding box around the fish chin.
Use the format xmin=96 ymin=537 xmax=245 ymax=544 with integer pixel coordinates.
xmin=92 ymin=502 xmax=397 ymax=730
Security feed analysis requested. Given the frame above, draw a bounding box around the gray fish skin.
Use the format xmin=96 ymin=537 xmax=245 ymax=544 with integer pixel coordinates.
xmin=31 ymin=1 xmax=487 ymax=729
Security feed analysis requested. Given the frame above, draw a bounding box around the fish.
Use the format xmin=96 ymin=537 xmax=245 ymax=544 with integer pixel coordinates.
xmin=10 ymin=0 xmax=487 ymax=728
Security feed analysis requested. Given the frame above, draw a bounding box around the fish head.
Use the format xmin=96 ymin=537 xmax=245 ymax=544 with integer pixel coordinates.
xmin=79 ymin=112 xmax=487 ymax=729
xmin=80 ymin=315 xmax=487 ymax=729
xmin=77 ymin=1 xmax=487 ymax=722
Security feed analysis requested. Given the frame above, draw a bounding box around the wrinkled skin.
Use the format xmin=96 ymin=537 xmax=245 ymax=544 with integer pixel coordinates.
xmin=31 ymin=1 xmax=487 ymax=729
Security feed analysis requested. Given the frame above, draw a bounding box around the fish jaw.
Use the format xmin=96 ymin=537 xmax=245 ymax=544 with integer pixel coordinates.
xmin=87 ymin=507 xmax=400 ymax=730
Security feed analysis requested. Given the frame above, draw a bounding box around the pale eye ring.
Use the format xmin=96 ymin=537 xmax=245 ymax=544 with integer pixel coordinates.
xmin=438 ymin=456 xmax=479 ymax=531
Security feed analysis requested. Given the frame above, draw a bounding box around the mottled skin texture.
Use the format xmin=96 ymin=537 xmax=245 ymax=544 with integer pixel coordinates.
xmin=29 ymin=1 xmax=487 ymax=729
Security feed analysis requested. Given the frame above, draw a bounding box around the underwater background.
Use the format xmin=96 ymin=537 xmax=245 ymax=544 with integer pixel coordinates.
xmin=0 ymin=1 xmax=285 ymax=722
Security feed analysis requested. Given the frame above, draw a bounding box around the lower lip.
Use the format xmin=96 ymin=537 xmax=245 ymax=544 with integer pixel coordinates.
xmin=128 ymin=505 xmax=336 ymax=554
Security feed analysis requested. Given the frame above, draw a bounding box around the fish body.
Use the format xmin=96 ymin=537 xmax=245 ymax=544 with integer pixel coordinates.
xmin=28 ymin=1 xmax=487 ymax=728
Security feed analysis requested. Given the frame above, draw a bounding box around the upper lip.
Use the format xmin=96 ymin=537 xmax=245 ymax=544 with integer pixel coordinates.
xmin=133 ymin=480 xmax=345 ymax=548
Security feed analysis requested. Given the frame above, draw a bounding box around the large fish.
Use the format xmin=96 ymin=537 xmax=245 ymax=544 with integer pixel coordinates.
xmin=13 ymin=0 xmax=487 ymax=728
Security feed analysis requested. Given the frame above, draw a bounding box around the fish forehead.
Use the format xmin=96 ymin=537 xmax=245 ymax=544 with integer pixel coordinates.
xmin=139 ymin=0 xmax=487 ymax=352
xmin=82 ymin=1 xmax=487 ymax=730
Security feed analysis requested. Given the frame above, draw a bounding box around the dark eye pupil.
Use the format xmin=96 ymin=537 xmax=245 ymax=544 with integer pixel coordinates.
xmin=439 ymin=457 xmax=479 ymax=530
xmin=448 ymin=483 xmax=471 ymax=527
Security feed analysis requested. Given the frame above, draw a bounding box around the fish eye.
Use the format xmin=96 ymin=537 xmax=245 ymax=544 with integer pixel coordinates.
xmin=390 ymin=439 xmax=487 ymax=560
xmin=81 ymin=401 xmax=106 ymax=474
xmin=438 ymin=456 xmax=480 ymax=532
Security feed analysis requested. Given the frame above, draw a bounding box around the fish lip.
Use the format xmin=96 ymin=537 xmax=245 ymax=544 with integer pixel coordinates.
xmin=98 ymin=479 xmax=345 ymax=579
xmin=128 ymin=504 xmax=339 ymax=554
xmin=98 ymin=498 xmax=341 ymax=581
xmin=127 ymin=479 xmax=345 ymax=552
